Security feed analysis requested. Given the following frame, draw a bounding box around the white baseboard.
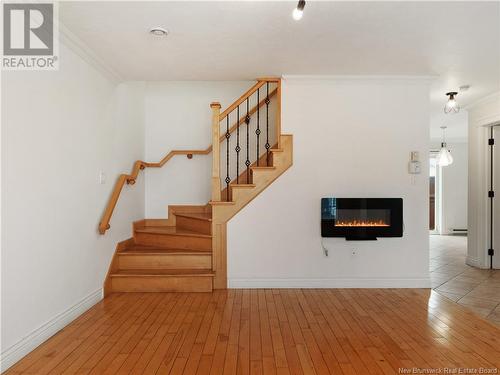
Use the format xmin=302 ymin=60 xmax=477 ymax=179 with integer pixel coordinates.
xmin=0 ymin=288 xmax=103 ymax=373
xmin=466 ymin=256 xmax=483 ymax=268
xmin=228 ymin=277 xmax=431 ymax=289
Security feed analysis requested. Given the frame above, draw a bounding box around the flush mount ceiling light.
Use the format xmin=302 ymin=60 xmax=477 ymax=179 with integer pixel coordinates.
xmin=292 ymin=0 xmax=306 ymax=20
xmin=437 ymin=126 xmax=454 ymax=167
xmin=149 ymin=27 xmax=169 ymax=37
xmin=444 ymin=91 xmax=460 ymax=114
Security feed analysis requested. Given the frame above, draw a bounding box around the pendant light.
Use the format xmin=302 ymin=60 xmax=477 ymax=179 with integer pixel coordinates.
xmin=293 ymin=0 xmax=306 ymax=20
xmin=444 ymin=92 xmax=460 ymax=114
xmin=437 ymin=126 xmax=453 ymax=166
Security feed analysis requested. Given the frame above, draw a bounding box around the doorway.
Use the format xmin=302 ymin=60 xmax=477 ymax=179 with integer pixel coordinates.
xmin=429 ymin=153 xmax=441 ymax=234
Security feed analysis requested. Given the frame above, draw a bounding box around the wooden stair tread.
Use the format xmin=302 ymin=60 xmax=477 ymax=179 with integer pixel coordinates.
xmin=111 ymin=269 xmax=215 ymax=277
xmin=120 ymin=247 xmax=211 ymax=255
xmin=209 ymin=201 xmax=235 ymax=205
xmin=135 ymin=226 xmax=212 ymax=238
xmin=251 ymin=166 xmax=276 ymax=170
xmin=174 ymin=212 xmax=212 ymax=221
xmin=230 ymin=183 xmax=256 ymax=188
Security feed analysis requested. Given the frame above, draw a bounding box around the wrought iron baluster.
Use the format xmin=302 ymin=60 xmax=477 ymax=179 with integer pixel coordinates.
xmin=225 ymin=114 xmax=231 ymax=201
xmin=235 ymin=105 xmax=240 ymax=183
xmin=265 ymin=82 xmax=271 ymax=166
xmin=245 ymin=98 xmax=251 ymax=183
xmin=256 ymin=88 xmax=260 ymax=166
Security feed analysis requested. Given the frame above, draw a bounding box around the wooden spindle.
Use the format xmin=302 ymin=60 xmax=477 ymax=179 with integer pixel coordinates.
xmin=211 ymin=102 xmax=222 ymax=201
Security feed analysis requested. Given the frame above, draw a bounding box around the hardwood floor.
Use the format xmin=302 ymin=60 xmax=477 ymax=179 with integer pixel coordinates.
xmin=5 ymin=289 xmax=500 ymax=375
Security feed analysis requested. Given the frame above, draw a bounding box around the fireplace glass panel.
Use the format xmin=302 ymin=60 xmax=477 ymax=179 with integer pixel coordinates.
xmin=335 ymin=209 xmax=391 ymax=227
xmin=321 ymin=198 xmax=403 ymax=239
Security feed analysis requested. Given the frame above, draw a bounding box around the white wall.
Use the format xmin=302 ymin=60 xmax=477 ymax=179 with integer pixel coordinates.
xmin=431 ymin=141 xmax=468 ymax=234
xmin=144 ymin=81 xmax=251 ymax=218
xmin=467 ymin=92 xmax=500 ymax=268
xmin=1 ymin=43 xmax=145 ymax=369
xmin=227 ymin=77 xmax=431 ymax=288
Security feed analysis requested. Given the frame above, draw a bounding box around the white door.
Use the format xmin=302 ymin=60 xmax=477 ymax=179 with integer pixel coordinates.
xmin=494 ymin=126 xmax=500 ymax=269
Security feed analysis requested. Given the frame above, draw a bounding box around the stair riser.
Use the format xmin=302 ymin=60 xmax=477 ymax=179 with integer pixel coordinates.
xmin=111 ymin=276 xmax=213 ymax=292
xmin=267 ymin=152 xmax=274 ymax=166
xmin=135 ymin=232 xmax=212 ymax=251
xmin=176 ymin=216 xmax=211 ymax=235
xmin=231 ymin=188 xmax=255 ymax=202
xmin=250 ymin=170 xmax=276 ymax=186
xmin=118 ymin=254 xmax=212 ymax=270
xmin=271 ymin=151 xmax=288 ymax=165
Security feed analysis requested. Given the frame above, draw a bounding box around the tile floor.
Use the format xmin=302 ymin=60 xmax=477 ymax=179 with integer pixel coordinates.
xmin=430 ymin=234 xmax=500 ymax=325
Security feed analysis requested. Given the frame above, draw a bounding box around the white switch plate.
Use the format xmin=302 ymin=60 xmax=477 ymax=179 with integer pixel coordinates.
xmin=99 ymin=171 xmax=106 ymax=184
xmin=408 ymin=161 xmax=421 ymax=174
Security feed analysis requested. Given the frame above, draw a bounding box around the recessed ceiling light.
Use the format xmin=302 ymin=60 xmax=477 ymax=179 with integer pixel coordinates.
xmin=149 ymin=27 xmax=169 ymax=37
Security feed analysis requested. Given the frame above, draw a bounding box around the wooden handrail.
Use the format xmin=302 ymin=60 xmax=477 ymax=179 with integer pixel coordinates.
xmin=219 ymin=80 xmax=267 ymax=120
xmin=98 ymin=83 xmax=278 ymax=234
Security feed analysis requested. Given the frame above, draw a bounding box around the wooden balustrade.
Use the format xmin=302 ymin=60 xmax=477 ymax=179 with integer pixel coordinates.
xmin=212 ymin=78 xmax=282 ymax=202
xmin=98 ymin=79 xmax=279 ymax=235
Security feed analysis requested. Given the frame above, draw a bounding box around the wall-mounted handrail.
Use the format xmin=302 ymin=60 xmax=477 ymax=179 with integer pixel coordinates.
xmin=98 ymin=82 xmax=278 ymax=234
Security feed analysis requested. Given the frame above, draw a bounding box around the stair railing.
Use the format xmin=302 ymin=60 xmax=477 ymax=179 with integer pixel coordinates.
xmin=211 ymin=78 xmax=281 ymax=202
xmin=98 ymin=78 xmax=279 ymax=234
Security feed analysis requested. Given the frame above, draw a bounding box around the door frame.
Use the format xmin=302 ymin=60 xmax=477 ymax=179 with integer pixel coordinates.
xmin=488 ymin=124 xmax=500 ymax=268
xmin=429 ymin=151 xmax=442 ymax=235
xmin=466 ymin=94 xmax=500 ymax=269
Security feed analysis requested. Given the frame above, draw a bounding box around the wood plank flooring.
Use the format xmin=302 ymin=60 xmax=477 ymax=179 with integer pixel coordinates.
xmin=4 ymin=289 xmax=500 ymax=375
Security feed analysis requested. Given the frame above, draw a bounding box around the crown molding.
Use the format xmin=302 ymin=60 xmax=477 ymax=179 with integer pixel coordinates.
xmin=59 ymin=21 xmax=123 ymax=84
xmin=282 ymin=74 xmax=437 ymax=84
xmin=465 ymin=91 xmax=500 ymax=111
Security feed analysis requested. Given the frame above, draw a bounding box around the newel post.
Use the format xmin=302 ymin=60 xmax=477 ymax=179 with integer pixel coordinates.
xmin=210 ymin=102 xmax=222 ymax=201
xmin=276 ymin=79 xmax=282 ymax=148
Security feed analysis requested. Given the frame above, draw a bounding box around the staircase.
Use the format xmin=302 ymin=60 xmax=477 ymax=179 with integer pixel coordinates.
xmin=101 ymin=78 xmax=292 ymax=293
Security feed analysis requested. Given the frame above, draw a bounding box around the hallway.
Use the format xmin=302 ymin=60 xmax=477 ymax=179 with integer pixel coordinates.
xmin=430 ymin=235 xmax=500 ymax=324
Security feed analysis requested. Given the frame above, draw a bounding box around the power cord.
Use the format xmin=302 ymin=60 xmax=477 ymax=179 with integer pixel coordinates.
xmin=321 ymin=237 xmax=329 ymax=257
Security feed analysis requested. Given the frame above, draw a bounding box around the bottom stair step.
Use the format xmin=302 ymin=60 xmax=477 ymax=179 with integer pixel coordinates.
xmin=118 ymin=247 xmax=212 ymax=270
xmin=110 ymin=269 xmax=214 ymax=292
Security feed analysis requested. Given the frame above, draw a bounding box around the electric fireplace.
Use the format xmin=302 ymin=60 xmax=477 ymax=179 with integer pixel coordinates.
xmin=321 ymin=198 xmax=403 ymax=240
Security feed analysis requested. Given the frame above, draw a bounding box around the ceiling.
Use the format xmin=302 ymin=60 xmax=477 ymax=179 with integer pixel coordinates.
xmin=60 ymin=1 xmax=500 ymax=140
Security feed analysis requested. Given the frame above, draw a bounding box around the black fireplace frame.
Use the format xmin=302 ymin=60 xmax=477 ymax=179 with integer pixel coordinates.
xmin=321 ymin=198 xmax=403 ymax=240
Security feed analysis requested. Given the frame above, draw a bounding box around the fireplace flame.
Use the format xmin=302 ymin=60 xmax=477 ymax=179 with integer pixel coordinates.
xmin=335 ymin=219 xmax=389 ymax=227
